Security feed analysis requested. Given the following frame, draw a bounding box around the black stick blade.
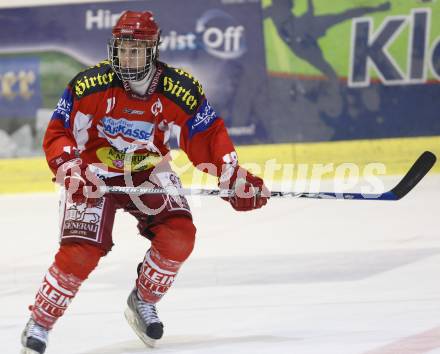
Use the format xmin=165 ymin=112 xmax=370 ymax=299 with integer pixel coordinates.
xmin=390 ymin=151 xmax=437 ymax=200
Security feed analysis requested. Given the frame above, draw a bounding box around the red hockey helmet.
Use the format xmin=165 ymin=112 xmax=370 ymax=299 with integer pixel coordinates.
xmin=108 ymin=11 xmax=160 ymax=82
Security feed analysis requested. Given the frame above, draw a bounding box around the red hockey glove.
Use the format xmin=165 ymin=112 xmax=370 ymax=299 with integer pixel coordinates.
xmin=219 ymin=165 xmax=269 ymax=211
xmin=52 ymin=152 xmax=102 ymax=207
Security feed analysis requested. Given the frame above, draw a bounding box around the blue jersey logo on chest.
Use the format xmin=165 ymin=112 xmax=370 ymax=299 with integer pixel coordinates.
xmin=101 ymin=117 xmax=154 ymax=141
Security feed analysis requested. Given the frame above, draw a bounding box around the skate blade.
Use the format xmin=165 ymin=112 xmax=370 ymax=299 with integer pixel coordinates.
xmin=21 ymin=348 xmax=40 ymax=354
xmin=124 ymin=307 xmax=157 ymax=348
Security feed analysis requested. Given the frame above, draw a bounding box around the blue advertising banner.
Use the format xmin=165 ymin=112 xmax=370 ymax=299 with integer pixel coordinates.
xmin=0 ymin=57 xmax=41 ymax=119
xmin=0 ymin=0 xmax=266 ymax=144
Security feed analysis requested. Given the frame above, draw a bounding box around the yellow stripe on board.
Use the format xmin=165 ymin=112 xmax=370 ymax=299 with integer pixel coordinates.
xmin=0 ymin=136 xmax=439 ymax=194
xmin=0 ymin=157 xmax=54 ymax=194
xmin=174 ymin=136 xmax=440 ymax=186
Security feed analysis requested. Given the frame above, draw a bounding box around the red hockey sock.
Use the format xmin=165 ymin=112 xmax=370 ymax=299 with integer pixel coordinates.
xmin=150 ymin=216 xmax=196 ymax=262
xmin=136 ymin=217 xmax=196 ymax=303
xmin=136 ymin=247 xmax=182 ymax=303
xmin=30 ymin=243 xmax=103 ymax=329
xmin=55 ymin=242 xmax=104 ymax=280
xmin=31 ymin=263 xmax=82 ymax=329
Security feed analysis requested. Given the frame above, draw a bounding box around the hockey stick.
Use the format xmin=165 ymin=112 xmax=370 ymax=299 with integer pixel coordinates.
xmin=100 ymin=151 xmax=436 ymax=201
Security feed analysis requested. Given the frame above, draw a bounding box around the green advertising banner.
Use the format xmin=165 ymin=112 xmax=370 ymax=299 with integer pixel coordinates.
xmin=263 ymin=0 xmax=440 ymax=80
xmin=259 ymin=0 xmax=440 ymax=143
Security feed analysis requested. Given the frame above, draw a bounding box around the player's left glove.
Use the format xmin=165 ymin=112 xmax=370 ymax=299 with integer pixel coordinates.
xmin=219 ymin=165 xmax=269 ymax=211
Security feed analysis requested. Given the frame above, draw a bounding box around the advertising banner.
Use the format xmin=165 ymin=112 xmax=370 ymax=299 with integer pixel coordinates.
xmin=261 ymin=0 xmax=440 ymax=142
xmin=0 ymin=0 xmax=439 ymax=154
xmin=0 ymin=56 xmax=41 ymax=128
xmin=0 ymin=0 xmax=266 ymax=150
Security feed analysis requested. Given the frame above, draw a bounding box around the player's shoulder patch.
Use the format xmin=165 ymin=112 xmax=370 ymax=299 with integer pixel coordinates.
xmin=158 ymin=64 xmax=205 ymax=115
xmin=70 ymin=60 xmax=121 ymax=99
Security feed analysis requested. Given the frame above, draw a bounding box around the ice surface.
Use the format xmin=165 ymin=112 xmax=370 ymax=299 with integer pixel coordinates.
xmin=2 ymin=175 xmax=440 ymax=354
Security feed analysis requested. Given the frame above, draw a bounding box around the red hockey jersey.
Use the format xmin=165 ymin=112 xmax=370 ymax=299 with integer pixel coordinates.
xmin=43 ymin=60 xmax=237 ymax=178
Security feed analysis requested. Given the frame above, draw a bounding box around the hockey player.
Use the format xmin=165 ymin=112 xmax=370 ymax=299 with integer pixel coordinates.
xmin=21 ymin=10 xmax=269 ymax=354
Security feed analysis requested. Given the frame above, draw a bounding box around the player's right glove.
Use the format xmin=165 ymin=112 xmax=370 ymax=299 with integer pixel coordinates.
xmin=51 ymin=150 xmax=102 ymax=207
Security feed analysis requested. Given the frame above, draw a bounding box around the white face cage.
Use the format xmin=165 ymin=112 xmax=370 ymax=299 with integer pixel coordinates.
xmin=107 ymin=38 xmax=158 ymax=82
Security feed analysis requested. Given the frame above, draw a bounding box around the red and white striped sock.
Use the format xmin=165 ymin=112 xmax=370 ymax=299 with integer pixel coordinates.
xmin=30 ymin=263 xmax=82 ymax=329
xmin=136 ymin=247 xmax=182 ymax=303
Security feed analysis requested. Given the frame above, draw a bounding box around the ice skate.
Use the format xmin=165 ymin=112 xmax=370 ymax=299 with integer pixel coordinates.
xmin=21 ymin=317 xmax=49 ymax=354
xmin=124 ymin=288 xmax=164 ymax=347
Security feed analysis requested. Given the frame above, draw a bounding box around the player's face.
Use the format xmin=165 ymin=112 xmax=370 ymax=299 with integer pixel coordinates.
xmin=117 ymin=40 xmax=147 ymax=70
